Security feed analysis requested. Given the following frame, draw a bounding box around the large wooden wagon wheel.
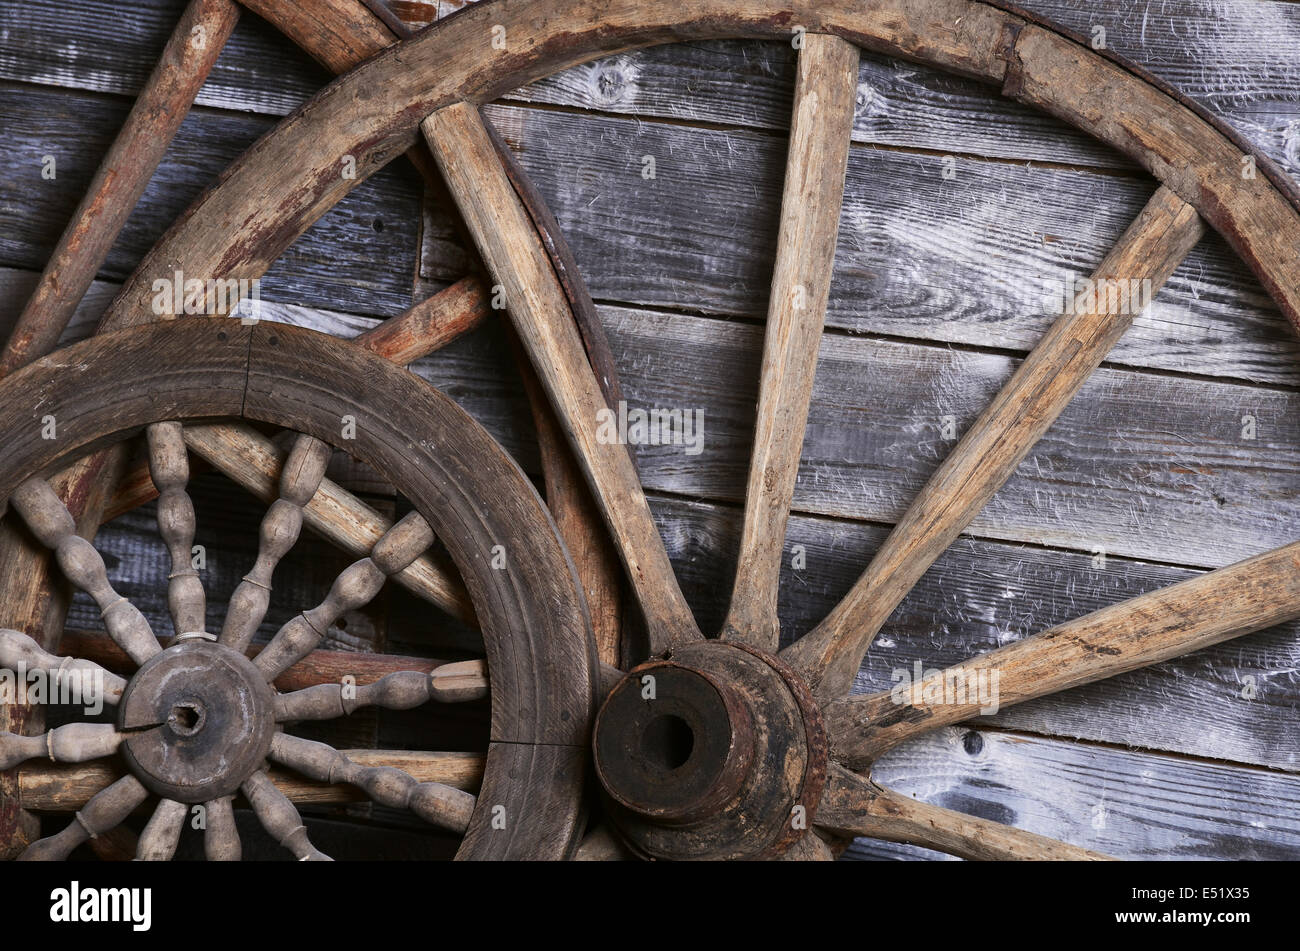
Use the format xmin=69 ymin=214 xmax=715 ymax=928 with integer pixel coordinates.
xmin=3 ymin=0 xmax=1300 ymax=860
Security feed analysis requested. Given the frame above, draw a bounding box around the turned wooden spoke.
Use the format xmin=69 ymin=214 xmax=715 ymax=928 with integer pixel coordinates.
xmin=784 ymin=186 xmax=1206 ymax=698
xmin=17 ymin=774 xmax=147 ymax=861
xmin=828 ymin=538 xmax=1300 ymax=768
xmin=242 ymin=768 xmax=332 ymax=861
xmin=0 ymin=723 xmax=123 ymax=770
xmin=146 ymin=421 xmax=206 ymax=637
xmin=20 ymin=750 xmax=484 ymax=811
xmin=270 ymin=733 xmax=475 ymax=834
xmin=58 ymin=627 xmax=455 ymax=694
xmin=423 ymin=102 xmax=701 ymax=656
xmin=274 ymin=659 xmax=488 ymax=721
xmin=723 ymin=34 xmax=859 ymax=653
xmin=103 ymin=276 xmax=491 ymax=525
xmin=221 ymin=435 xmax=333 ymax=652
xmin=0 ymin=0 xmax=239 ymax=378
xmin=10 ymin=479 xmax=160 ymax=667
xmin=255 ymin=511 xmax=435 ymax=680
xmin=0 ymin=629 xmax=127 ymax=704
xmin=203 ymin=795 xmax=241 ymax=861
xmin=137 ymin=798 xmax=187 ymax=861
xmin=184 ymin=422 xmax=472 ymax=622
xmin=817 ymin=764 xmax=1109 ymax=861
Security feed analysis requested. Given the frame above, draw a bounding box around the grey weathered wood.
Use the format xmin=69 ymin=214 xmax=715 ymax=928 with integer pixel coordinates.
xmin=864 ymin=726 xmax=1300 ymax=860
xmin=826 ymin=539 xmax=1300 ymax=767
xmin=136 ymin=798 xmax=187 ymax=861
xmin=0 ymin=628 xmax=127 ymax=704
xmin=269 ymin=733 xmax=476 ymax=833
xmin=724 ymin=33 xmax=859 ymax=653
xmin=4 ymin=0 xmax=1294 ymax=177
xmin=242 ymin=769 xmax=332 ymax=861
xmin=0 ymin=83 xmax=422 ymax=319
xmin=255 ymin=512 xmax=436 ymax=679
xmin=652 ymin=495 xmax=1300 ymax=773
xmin=1 ymin=86 xmax=1295 ymax=386
xmin=220 ymin=435 xmax=332 ymax=653
xmin=424 ymin=101 xmax=701 ymax=656
xmin=818 ymin=762 xmax=1112 ymax=859
xmin=783 ymin=185 xmax=1206 ymax=698
xmin=146 ymin=421 xmax=206 ymax=637
xmin=434 ymin=102 xmax=1300 ymax=387
xmin=10 ymin=478 xmax=160 ymax=667
xmin=17 ymin=774 xmax=148 ymax=861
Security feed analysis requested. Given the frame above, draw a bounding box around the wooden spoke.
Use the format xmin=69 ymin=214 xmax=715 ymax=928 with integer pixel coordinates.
xmin=270 ymin=733 xmax=476 ymax=834
xmin=254 ymin=511 xmax=435 ymax=680
xmin=184 ymin=422 xmax=473 ymax=622
xmin=220 ymin=435 xmax=333 ymax=653
xmin=817 ymin=764 xmax=1109 ymax=861
xmin=10 ymin=478 xmax=160 ymax=667
xmin=242 ymin=768 xmax=332 ymax=861
xmin=103 ymin=275 xmax=491 ymax=525
xmin=573 ymin=823 xmax=633 ymax=861
xmin=0 ymin=723 xmax=123 ymax=770
xmin=203 ymin=795 xmax=241 ymax=861
xmin=827 ymin=538 xmax=1300 ymax=768
xmin=273 ymin=659 xmax=488 ymax=721
xmin=17 ymin=774 xmax=148 ymax=861
xmin=57 ymin=627 xmax=459 ymax=695
xmin=422 ymin=102 xmax=701 ymax=656
xmin=0 ymin=628 xmax=127 ymax=704
xmin=0 ymin=0 xmax=239 ymax=378
xmin=136 ymin=798 xmax=187 ymax=861
xmin=351 ymin=274 xmax=490 ymax=366
xmin=776 ymin=831 xmax=835 ymax=861
xmin=19 ymin=750 xmax=484 ymax=812
xmin=146 ymin=421 xmax=206 ymax=637
xmin=783 ymin=186 xmax=1205 ymax=698
xmin=723 ymin=34 xmax=860 ymax=653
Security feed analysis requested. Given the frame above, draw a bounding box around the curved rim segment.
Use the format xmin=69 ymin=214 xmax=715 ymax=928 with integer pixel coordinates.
xmin=98 ymin=0 xmax=1300 ymax=339
xmin=0 ymin=319 xmax=598 ymax=860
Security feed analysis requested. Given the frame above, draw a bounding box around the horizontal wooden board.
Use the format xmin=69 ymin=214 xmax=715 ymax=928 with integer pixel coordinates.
xmin=654 ymin=495 xmax=1300 ymax=772
xmin=850 ymin=725 xmax=1300 ymax=860
xmin=423 ymin=102 xmax=1300 ymax=387
xmin=5 ymin=270 xmax=1297 ymax=771
xmin=0 ymin=82 xmax=423 ymax=318
xmin=3 ymin=0 xmax=1294 ymax=175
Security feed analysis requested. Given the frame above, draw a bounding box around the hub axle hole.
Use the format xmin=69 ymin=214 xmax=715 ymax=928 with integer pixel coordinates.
xmin=640 ymin=714 xmax=694 ymax=771
xmin=167 ymin=700 xmax=206 ymax=737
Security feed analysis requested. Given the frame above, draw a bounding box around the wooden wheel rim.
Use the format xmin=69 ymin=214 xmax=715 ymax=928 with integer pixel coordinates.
xmin=100 ymin=0 xmax=1300 ymax=336
xmin=0 ymin=319 xmax=597 ymax=860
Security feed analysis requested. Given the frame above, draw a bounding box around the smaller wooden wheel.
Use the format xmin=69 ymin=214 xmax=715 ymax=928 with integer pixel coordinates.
xmin=0 ymin=319 xmax=597 ymax=861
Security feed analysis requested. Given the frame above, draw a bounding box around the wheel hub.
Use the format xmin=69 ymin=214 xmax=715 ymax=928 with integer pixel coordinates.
xmin=593 ymin=641 xmax=827 ymax=860
xmin=117 ymin=640 xmax=276 ymax=804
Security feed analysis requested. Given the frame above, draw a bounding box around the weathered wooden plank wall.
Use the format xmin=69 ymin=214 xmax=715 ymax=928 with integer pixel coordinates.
xmin=1 ymin=0 xmax=1299 ymax=860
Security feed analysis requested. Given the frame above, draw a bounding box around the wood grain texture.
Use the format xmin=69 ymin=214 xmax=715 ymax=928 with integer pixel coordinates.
xmin=818 ymin=763 xmax=1111 ymax=860
xmin=7 ymin=0 xmax=1295 ymax=178
xmin=20 ymin=749 xmax=485 ymax=811
xmin=724 ymin=33 xmax=859 ymax=653
xmin=0 ymin=319 xmax=596 ymax=858
xmin=827 ymin=540 xmax=1300 ymax=767
xmin=784 ymin=186 xmax=1206 ymax=698
xmin=424 ymin=101 xmax=700 ymax=656
xmin=0 ymin=0 xmax=240 ymax=377
xmin=443 ymin=102 xmax=1296 ymax=387
xmin=859 ymin=726 xmax=1300 ymax=860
